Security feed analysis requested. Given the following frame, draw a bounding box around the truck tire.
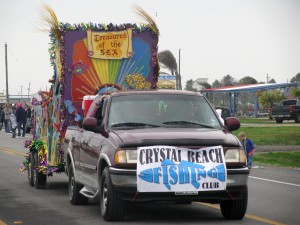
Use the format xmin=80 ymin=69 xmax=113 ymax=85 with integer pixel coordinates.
xmin=275 ymin=118 xmax=283 ymax=123
xmin=68 ymin=165 xmax=89 ymax=205
xmin=295 ymin=114 xmax=300 ymax=123
xmin=220 ymin=188 xmax=248 ymax=220
xmin=32 ymin=151 xmax=47 ymax=189
xmin=100 ymin=167 xmax=124 ymax=221
xmin=28 ymin=152 xmax=34 ymax=187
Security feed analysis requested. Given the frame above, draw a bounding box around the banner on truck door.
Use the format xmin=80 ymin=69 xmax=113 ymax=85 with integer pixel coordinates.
xmin=137 ymin=146 xmax=227 ymax=192
xmin=87 ymin=29 xmax=133 ymax=59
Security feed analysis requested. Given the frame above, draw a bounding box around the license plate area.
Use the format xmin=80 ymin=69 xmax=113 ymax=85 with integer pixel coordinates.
xmin=175 ymin=191 xmax=198 ymax=195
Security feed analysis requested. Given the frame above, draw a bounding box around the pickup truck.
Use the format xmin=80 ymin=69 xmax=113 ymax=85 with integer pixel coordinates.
xmin=64 ymin=89 xmax=249 ymax=221
xmin=271 ymin=99 xmax=300 ymax=123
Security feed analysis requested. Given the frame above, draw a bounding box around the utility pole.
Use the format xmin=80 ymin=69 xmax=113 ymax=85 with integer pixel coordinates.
xmin=27 ymin=82 xmax=30 ymax=100
xmin=20 ymin=85 xmax=23 ymax=102
xmin=5 ymin=43 xmax=9 ymax=103
xmin=178 ymin=49 xmax=182 ymax=90
xmin=267 ymin=73 xmax=269 ymax=83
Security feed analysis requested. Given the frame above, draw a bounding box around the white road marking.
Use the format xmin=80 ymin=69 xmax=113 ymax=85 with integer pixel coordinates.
xmin=249 ymin=176 xmax=300 ymax=187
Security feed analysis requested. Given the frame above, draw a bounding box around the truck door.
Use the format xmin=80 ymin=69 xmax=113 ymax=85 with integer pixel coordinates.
xmin=72 ymin=128 xmax=84 ymax=182
xmin=80 ymin=97 xmax=107 ymax=189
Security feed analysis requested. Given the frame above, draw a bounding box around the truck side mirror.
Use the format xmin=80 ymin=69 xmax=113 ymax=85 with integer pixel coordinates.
xmin=82 ymin=117 xmax=97 ymax=131
xmin=225 ymin=117 xmax=240 ymax=131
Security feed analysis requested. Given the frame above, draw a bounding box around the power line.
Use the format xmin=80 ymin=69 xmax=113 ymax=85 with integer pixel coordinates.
xmin=7 ymin=45 xmax=31 ymax=78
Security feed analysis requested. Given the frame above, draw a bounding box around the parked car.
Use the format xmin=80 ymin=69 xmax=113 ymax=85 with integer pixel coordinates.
xmin=271 ymin=99 xmax=300 ymax=123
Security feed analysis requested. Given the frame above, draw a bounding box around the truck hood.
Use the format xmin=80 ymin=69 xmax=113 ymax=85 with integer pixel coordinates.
xmin=112 ymin=127 xmax=240 ymax=148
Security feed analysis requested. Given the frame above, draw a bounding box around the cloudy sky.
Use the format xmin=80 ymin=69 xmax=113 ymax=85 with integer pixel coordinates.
xmin=0 ymin=0 xmax=300 ymax=95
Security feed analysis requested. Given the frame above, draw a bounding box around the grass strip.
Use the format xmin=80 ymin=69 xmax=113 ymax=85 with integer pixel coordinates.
xmin=239 ymin=117 xmax=274 ymax=124
xmin=253 ymin=151 xmax=300 ymax=168
xmin=232 ymin=127 xmax=300 ymax=145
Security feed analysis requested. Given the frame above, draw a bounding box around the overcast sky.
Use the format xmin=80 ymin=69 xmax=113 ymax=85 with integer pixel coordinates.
xmin=0 ymin=0 xmax=300 ymax=95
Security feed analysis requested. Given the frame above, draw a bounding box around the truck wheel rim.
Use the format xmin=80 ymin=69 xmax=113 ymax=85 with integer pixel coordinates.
xmin=70 ymin=172 xmax=74 ymax=199
xmin=33 ymin=169 xmax=37 ymax=185
xmin=102 ymin=183 xmax=108 ymax=211
xmin=28 ymin=162 xmax=31 ymax=180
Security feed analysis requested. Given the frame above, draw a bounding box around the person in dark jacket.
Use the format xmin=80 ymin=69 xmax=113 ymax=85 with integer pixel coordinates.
xmin=15 ymin=103 xmax=27 ymax=138
xmin=0 ymin=105 xmax=4 ymax=131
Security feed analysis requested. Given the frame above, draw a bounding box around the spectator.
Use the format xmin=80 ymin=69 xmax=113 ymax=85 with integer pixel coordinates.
xmin=25 ymin=103 xmax=32 ymax=132
xmin=238 ymin=132 xmax=256 ymax=169
xmin=10 ymin=112 xmax=17 ymax=138
xmin=0 ymin=105 xmax=4 ymax=131
xmin=15 ymin=103 xmax=27 ymax=138
xmin=3 ymin=103 xmax=13 ymax=133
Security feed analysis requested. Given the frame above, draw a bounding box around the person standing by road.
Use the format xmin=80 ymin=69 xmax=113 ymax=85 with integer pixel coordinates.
xmin=15 ymin=103 xmax=27 ymax=138
xmin=25 ymin=103 xmax=32 ymax=132
xmin=0 ymin=105 xmax=4 ymax=131
xmin=10 ymin=111 xmax=17 ymax=138
xmin=3 ymin=103 xmax=13 ymax=133
xmin=238 ymin=132 xmax=256 ymax=169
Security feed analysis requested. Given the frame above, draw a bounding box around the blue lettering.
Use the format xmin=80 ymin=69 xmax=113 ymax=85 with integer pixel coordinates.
xmin=169 ymin=165 xmax=178 ymax=185
xmin=178 ymin=166 xmax=190 ymax=184
xmin=153 ymin=167 xmax=162 ymax=184
xmin=162 ymin=165 xmax=170 ymax=190
xmin=189 ymin=167 xmax=200 ymax=188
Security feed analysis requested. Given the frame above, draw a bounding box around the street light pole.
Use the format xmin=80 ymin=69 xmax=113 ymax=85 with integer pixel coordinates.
xmin=5 ymin=42 xmax=9 ymax=103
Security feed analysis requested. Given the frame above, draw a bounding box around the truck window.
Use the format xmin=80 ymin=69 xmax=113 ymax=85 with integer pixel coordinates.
xmin=108 ymin=94 xmax=221 ymax=129
xmin=283 ymin=100 xmax=297 ymax=106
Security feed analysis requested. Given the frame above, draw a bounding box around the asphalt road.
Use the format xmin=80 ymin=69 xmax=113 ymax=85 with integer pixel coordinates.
xmin=0 ymin=130 xmax=299 ymax=225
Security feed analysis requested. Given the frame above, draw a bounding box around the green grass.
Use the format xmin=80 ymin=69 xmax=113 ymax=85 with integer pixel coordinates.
xmin=239 ymin=117 xmax=274 ymax=124
xmin=253 ymin=152 xmax=300 ymax=168
xmin=232 ymin=127 xmax=300 ymax=145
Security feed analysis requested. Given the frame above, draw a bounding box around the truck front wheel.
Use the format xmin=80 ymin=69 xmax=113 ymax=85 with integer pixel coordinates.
xmin=32 ymin=151 xmax=47 ymax=189
xmin=220 ymin=188 xmax=248 ymax=220
xmin=68 ymin=166 xmax=89 ymax=205
xmin=100 ymin=167 xmax=124 ymax=221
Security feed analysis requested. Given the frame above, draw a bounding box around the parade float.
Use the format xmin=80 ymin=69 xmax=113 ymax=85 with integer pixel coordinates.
xmin=20 ymin=4 xmax=159 ymax=188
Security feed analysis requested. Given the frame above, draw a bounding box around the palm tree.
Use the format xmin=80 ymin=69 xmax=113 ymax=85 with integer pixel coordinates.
xmin=158 ymin=50 xmax=182 ymax=90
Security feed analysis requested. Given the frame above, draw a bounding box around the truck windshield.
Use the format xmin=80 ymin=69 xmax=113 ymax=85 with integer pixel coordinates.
xmin=108 ymin=94 xmax=222 ymax=129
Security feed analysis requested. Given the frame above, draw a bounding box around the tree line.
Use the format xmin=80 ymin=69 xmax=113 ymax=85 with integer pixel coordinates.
xmin=185 ymin=73 xmax=300 ymax=92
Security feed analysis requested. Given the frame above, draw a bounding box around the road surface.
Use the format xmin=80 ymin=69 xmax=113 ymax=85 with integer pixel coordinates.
xmin=0 ymin=130 xmax=299 ymax=225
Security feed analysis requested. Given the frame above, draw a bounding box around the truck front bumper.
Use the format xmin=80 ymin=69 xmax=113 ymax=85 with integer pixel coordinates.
xmin=109 ymin=167 xmax=249 ymax=203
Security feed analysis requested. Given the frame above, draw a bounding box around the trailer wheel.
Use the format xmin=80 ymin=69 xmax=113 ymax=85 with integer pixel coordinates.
xmin=100 ymin=167 xmax=124 ymax=221
xmin=68 ymin=166 xmax=89 ymax=205
xmin=32 ymin=151 xmax=47 ymax=189
xmin=275 ymin=118 xmax=283 ymax=123
xmin=220 ymin=188 xmax=248 ymax=220
xmin=28 ymin=152 xmax=34 ymax=187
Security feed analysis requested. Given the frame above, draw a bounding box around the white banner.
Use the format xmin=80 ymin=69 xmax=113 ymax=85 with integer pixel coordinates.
xmin=137 ymin=146 xmax=227 ymax=193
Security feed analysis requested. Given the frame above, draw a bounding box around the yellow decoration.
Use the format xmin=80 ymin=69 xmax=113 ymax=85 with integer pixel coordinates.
xmin=87 ymin=29 xmax=133 ymax=59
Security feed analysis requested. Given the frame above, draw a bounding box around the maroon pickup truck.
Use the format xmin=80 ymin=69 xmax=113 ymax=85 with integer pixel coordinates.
xmin=64 ymin=90 xmax=249 ymax=221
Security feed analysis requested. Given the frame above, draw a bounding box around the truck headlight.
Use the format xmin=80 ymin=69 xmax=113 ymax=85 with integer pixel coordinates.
xmin=114 ymin=150 xmax=137 ymax=164
xmin=225 ymin=149 xmax=247 ymax=163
